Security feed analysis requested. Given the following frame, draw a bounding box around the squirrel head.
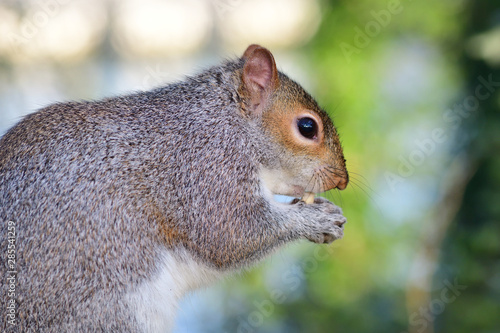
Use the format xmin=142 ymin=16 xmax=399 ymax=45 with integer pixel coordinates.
xmin=238 ymin=44 xmax=348 ymax=197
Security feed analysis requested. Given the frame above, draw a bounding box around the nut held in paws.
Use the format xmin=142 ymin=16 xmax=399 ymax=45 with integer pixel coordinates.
xmin=303 ymin=192 xmax=315 ymax=204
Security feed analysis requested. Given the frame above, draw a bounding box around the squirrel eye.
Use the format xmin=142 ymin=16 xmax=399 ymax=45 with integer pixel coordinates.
xmin=297 ymin=117 xmax=317 ymax=139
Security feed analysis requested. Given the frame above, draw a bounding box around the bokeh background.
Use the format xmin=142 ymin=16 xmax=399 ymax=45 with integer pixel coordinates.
xmin=1 ymin=0 xmax=499 ymax=332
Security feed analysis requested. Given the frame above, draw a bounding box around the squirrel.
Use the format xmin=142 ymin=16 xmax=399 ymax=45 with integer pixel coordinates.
xmin=0 ymin=44 xmax=348 ymax=332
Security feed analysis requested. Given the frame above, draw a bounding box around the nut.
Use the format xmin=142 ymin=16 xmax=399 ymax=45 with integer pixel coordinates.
xmin=303 ymin=192 xmax=315 ymax=204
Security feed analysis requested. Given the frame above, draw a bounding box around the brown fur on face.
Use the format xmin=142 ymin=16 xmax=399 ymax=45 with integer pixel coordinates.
xmin=260 ymin=73 xmax=348 ymax=192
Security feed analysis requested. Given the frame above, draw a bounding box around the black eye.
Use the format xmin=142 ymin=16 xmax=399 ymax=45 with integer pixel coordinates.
xmin=297 ymin=117 xmax=317 ymax=139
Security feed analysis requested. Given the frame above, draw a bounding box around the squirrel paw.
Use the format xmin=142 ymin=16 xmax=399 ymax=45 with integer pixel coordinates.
xmin=295 ymin=198 xmax=346 ymax=244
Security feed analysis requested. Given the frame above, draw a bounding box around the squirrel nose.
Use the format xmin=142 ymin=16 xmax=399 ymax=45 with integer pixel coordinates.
xmin=330 ymin=170 xmax=348 ymax=191
xmin=335 ymin=176 xmax=348 ymax=190
xmin=320 ymin=168 xmax=348 ymax=191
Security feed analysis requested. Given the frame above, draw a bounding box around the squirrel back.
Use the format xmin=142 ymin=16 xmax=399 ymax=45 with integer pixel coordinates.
xmin=0 ymin=45 xmax=348 ymax=332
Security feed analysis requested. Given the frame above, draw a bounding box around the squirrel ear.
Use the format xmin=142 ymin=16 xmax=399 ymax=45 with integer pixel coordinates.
xmin=242 ymin=44 xmax=261 ymax=59
xmin=242 ymin=45 xmax=279 ymax=116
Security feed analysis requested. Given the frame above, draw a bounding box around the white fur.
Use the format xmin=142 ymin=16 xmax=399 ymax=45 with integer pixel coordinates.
xmin=126 ymin=249 xmax=222 ymax=332
xmin=260 ymin=167 xmax=298 ymax=196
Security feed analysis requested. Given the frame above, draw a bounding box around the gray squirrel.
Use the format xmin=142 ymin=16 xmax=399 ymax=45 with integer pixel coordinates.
xmin=0 ymin=44 xmax=348 ymax=332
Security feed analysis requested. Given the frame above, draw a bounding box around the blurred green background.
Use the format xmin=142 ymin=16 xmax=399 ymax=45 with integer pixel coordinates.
xmin=1 ymin=0 xmax=499 ymax=332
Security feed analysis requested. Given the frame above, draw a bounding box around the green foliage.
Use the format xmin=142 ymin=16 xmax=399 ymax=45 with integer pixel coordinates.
xmin=219 ymin=1 xmax=499 ymax=332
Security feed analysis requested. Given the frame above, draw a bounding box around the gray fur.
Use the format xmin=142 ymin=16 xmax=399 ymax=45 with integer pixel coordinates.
xmin=0 ymin=55 xmax=346 ymax=332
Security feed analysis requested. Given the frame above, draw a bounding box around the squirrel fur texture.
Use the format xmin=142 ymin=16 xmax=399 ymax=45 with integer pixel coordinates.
xmin=0 ymin=45 xmax=348 ymax=332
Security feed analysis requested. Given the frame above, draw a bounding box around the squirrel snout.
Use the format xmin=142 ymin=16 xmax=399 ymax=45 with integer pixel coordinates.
xmin=316 ymin=166 xmax=349 ymax=191
xmin=335 ymin=176 xmax=348 ymax=190
xmin=321 ymin=168 xmax=348 ymax=191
